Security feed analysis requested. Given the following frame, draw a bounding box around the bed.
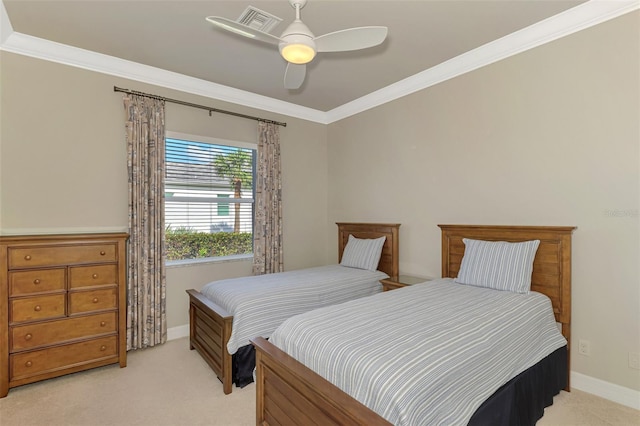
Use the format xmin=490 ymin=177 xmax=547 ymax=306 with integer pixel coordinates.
xmin=252 ymin=224 xmax=575 ymax=425
xmin=186 ymin=222 xmax=400 ymax=394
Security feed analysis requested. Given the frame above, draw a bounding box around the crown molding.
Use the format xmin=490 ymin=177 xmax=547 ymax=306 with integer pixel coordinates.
xmin=0 ymin=32 xmax=328 ymax=124
xmin=1 ymin=0 xmax=638 ymax=125
xmin=326 ymin=0 xmax=640 ymax=123
xmin=0 ymin=0 xmax=12 ymax=45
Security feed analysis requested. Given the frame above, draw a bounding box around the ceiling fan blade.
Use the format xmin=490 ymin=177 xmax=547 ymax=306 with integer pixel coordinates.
xmin=315 ymin=26 xmax=388 ymax=52
xmin=205 ymin=16 xmax=280 ymax=45
xmin=284 ymin=63 xmax=306 ymax=89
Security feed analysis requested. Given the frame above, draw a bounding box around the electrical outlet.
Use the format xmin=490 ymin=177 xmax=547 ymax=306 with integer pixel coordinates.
xmin=578 ymin=339 xmax=591 ymax=356
xmin=629 ymin=352 xmax=640 ymax=370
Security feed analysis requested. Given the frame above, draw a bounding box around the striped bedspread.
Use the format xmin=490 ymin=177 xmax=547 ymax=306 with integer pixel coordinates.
xmin=269 ymin=278 xmax=567 ymax=426
xmin=200 ymin=265 xmax=387 ymax=354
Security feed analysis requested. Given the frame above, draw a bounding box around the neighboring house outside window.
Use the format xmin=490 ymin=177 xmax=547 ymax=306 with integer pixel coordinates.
xmin=165 ymin=132 xmax=256 ymax=264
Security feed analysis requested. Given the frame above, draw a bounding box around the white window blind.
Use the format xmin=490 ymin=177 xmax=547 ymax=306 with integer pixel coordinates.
xmin=165 ymin=136 xmax=256 ymax=260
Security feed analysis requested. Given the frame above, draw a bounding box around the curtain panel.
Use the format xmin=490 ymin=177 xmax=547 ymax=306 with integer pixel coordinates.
xmin=123 ymin=94 xmax=167 ymax=350
xmin=253 ymin=122 xmax=284 ymax=275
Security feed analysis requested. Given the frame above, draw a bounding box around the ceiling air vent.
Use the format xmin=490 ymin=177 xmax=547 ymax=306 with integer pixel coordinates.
xmin=237 ymin=6 xmax=283 ymax=34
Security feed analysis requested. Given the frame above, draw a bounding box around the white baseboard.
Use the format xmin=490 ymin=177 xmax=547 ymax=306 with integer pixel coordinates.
xmin=167 ymin=323 xmax=640 ymax=411
xmin=571 ymin=371 xmax=640 ymax=410
xmin=167 ymin=324 xmax=189 ymax=341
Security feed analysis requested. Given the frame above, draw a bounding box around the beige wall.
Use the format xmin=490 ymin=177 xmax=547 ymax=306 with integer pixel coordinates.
xmin=327 ymin=12 xmax=639 ymax=391
xmin=0 ymin=52 xmax=329 ymax=329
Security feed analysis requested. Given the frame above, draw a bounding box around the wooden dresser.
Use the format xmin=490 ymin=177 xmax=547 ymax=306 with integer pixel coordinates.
xmin=0 ymin=233 xmax=128 ymax=397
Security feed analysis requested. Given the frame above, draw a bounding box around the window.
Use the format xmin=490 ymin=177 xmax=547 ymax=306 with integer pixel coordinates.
xmin=217 ymin=194 xmax=230 ymax=217
xmin=164 ymin=133 xmax=256 ymax=262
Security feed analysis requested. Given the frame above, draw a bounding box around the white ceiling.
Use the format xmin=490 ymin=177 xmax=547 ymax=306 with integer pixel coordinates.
xmin=1 ymin=1 xmax=637 ymax=122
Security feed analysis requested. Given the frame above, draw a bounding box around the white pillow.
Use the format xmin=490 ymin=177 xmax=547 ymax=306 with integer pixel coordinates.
xmin=455 ymin=238 xmax=540 ymax=293
xmin=340 ymin=235 xmax=386 ymax=271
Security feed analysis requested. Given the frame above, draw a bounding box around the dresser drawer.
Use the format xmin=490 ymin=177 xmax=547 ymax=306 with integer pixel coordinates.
xmin=69 ymin=288 xmax=117 ymax=314
xmin=10 ymin=336 xmax=118 ymax=380
xmin=8 ymin=244 xmax=117 ymax=269
xmin=70 ymin=264 xmax=117 ymax=289
xmin=9 ymin=269 xmax=66 ymax=296
xmin=10 ymin=294 xmax=66 ymax=323
xmin=11 ymin=312 xmax=117 ymax=351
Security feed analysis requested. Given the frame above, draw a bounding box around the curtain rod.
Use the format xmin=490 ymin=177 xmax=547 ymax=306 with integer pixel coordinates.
xmin=113 ymin=86 xmax=287 ymax=127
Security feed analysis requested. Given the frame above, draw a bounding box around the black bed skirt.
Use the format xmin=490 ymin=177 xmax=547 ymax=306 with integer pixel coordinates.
xmin=468 ymin=345 xmax=567 ymax=426
xmin=232 ymin=344 xmax=257 ymax=388
xmin=236 ymin=343 xmax=567 ymax=425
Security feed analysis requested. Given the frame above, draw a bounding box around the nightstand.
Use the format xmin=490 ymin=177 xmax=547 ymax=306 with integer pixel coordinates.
xmin=380 ymin=275 xmax=430 ymax=291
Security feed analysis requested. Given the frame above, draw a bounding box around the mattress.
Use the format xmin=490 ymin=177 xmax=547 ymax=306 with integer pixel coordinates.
xmin=269 ymin=278 xmax=567 ymax=426
xmin=200 ymin=265 xmax=387 ymax=353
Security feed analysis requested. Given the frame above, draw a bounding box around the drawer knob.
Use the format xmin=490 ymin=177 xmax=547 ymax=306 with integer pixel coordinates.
xmin=93 ymin=298 xmax=99 ymax=303
xmin=24 ymin=255 xmax=32 ymax=261
xmin=25 ymin=333 xmax=33 ymax=341
xmin=34 ymin=305 xmax=42 ymax=312
xmin=92 ymin=274 xmax=98 ymax=279
xmin=100 ymin=321 xmax=106 ymax=327
xmin=100 ymin=251 xmax=106 ymax=256
xmin=33 ymin=279 xmax=41 ymax=285
xmin=100 ymin=345 xmax=107 ymax=351
xmin=25 ymin=361 xmax=32 ymax=367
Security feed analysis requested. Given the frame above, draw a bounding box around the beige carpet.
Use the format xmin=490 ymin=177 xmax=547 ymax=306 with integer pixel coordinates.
xmin=1 ymin=338 xmax=638 ymax=426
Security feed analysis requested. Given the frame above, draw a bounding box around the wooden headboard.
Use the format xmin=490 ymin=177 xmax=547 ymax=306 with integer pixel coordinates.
xmin=439 ymin=224 xmax=575 ymax=383
xmin=336 ymin=222 xmax=400 ymax=278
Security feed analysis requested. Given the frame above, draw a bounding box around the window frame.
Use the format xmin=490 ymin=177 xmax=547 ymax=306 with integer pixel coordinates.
xmin=164 ymin=131 xmax=257 ymax=267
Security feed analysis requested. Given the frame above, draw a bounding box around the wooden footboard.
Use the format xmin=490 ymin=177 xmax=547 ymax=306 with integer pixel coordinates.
xmin=186 ymin=289 xmax=234 ymax=394
xmin=252 ymin=337 xmax=390 ymax=425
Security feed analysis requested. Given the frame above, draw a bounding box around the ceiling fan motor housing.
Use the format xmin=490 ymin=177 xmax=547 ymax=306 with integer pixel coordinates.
xmin=279 ymin=20 xmax=317 ymax=64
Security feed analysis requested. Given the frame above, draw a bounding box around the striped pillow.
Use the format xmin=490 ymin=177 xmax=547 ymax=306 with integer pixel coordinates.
xmin=455 ymin=238 xmax=540 ymax=293
xmin=340 ymin=235 xmax=386 ymax=271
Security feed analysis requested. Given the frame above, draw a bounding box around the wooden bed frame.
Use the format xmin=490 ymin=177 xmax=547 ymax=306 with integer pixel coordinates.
xmin=252 ymin=224 xmax=575 ymax=425
xmin=186 ymin=222 xmax=400 ymax=395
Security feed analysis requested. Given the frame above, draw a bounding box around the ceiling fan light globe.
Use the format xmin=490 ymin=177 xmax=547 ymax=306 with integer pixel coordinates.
xmin=279 ymin=33 xmax=316 ymax=64
xmin=281 ymin=43 xmax=316 ymax=64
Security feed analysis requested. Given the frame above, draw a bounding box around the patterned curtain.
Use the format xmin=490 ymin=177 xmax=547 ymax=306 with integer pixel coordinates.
xmin=253 ymin=122 xmax=284 ymax=275
xmin=123 ymin=94 xmax=167 ymax=350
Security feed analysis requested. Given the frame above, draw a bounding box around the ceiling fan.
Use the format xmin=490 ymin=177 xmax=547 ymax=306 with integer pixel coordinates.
xmin=206 ymin=0 xmax=388 ymax=90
